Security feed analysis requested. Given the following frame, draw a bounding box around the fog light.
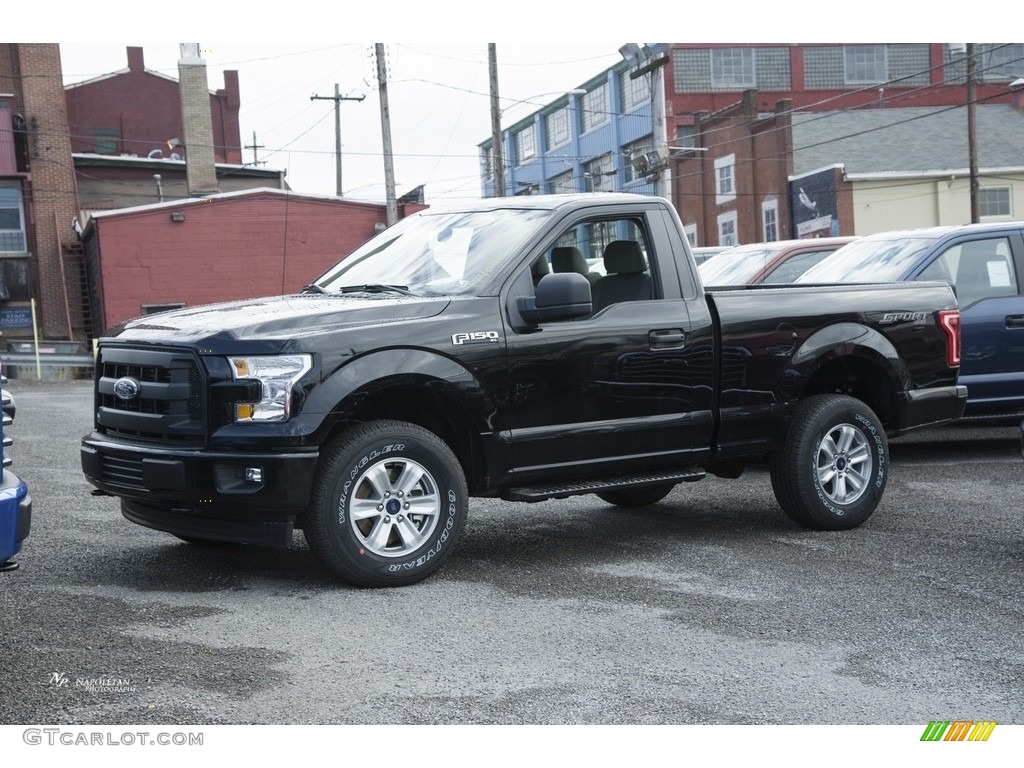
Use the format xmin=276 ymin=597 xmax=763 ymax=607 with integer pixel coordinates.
xmin=245 ymin=467 xmax=263 ymax=484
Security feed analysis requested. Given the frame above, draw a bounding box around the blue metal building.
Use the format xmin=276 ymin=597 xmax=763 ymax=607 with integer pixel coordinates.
xmin=479 ymin=48 xmax=668 ymax=200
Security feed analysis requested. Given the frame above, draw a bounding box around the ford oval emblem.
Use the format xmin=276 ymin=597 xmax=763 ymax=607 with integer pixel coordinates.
xmin=113 ymin=376 xmax=141 ymax=401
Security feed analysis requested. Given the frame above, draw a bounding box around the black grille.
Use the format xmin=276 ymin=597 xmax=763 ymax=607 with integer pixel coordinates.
xmin=97 ymin=346 xmax=206 ymax=445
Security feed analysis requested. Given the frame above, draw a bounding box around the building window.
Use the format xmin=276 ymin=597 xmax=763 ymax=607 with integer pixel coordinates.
xmin=675 ymin=125 xmax=696 ymax=148
xmin=514 ymin=126 xmax=536 ymax=165
xmin=545 ymin=106 xmax=570 ymax=149
xmin=93 ymin=128 xmax=119 ymax=155
xmin=715 ymin=154 xmax=736 ymax=205
xmin=844 ymin=45 xmax=887 ymax=84
xmin=620 ymin=71 xmax=651 ymax=111
xmin=683 ymin=224 xmax=697 ymax=248
xmin=718 ymin=211 xmax=738 ymax=247
xmin=584 ymin=153 xmax=616 ymax=191
xmin=711 ymin=48 xmax=755 ymax=88
xmin=980 ymin=187 xmax=1011 ymax=217
xmin=0 ymin=182 xmax=26 ymax=252
xmin=979 ymin=44 xmax=1024 ymax=82
xmin=549 ymin=170 xmax=575 ymax=195
xmin=580 ymin=84 xmax=609 ymax=133
xmin=762 ymin=198 xmax=779 ymax=242
xmin=623 ymin=137 xmax=654 ymax=183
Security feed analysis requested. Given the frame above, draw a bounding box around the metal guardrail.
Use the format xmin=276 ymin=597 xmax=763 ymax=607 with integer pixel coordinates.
xmin=1 ymin=352 xmax=95 ymax=368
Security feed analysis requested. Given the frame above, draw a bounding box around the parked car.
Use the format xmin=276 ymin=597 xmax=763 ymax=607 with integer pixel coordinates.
xmin=699 ymin=237 xmax=857 ymax=286
xmin=691 ymin=246 xmax=730 ymax=267
xmin=797 ymin=221 xmax=1024 ymax=419
xmin=0 ymin=367 xmax=31 ymax=572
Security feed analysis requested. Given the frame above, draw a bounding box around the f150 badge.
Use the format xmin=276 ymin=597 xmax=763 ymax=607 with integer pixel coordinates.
xmin=451 ymin=331 xmax=500 ymax=346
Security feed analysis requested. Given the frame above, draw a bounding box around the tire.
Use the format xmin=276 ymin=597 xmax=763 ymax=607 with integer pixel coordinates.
xmin=304 ymin=420 xmax=468 ymax=587
xmin=597 ymin=482 xmax=675 ymax=508
xmin=769 ymin=395 xmax=887 ymax=530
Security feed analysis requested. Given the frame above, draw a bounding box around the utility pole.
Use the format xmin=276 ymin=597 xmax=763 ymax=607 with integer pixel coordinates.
xmin=488 ymin=44 xmax=505 ymax=197
xmin=966 ymin=43 xmax=980 ymax=223
xmin=311 ymin=84 xmax=365 ymax=196
xmin=245 ymin=131 xmax=265 ymax=166
xmin=376 ymin=44 xmax=398 ymax=226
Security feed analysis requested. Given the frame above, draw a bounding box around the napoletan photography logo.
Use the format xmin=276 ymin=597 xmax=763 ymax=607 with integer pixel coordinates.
xmin=920 ymin=720 xmax=997 ymax=742
xmin=48 ymin=671 xmax=138 ymax=694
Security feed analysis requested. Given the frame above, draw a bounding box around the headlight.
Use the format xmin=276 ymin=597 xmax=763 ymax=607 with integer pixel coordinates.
xmin=228 ymin=354 xmax=312 ymax=422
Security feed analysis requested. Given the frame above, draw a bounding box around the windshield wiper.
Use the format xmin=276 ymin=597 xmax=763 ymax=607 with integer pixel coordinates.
xmin=300 ymin=283 xmax=328 ymax=294
xmin=336 ymin=284 xmax=416 ymax=296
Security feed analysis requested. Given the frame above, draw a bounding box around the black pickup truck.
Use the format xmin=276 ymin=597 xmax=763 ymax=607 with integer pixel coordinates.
xmin=81 ymin=194 xmax=966 ymax=586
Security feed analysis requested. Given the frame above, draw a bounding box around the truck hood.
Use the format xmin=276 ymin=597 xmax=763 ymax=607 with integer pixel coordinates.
xmin=106 ymin=294 xmax=451 ymax=352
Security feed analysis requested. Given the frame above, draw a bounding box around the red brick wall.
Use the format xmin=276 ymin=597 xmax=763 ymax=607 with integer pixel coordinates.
xmin=671 ymin=94 xmax=793 ymax=246
xmin=91 ymin=193 xmax=395 ymax=331
xmin=8 ymin=44 xmax=82 ymax=339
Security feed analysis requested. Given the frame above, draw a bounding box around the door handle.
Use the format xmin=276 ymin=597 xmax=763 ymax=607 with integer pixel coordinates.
xmin=649 ymin=329 xmax=686 ymax=349
xmin=1006 ymin=315 xmax=1024 ymax=329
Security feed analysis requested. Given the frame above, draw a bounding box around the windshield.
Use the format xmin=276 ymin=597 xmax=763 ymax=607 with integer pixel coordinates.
xmin=699 ymin=244 xmax=785 ymax=285
xmin=311 ymin=207 xmax=550 ymax=296
xmin=796 ymin=235 xmax=940 ymax=283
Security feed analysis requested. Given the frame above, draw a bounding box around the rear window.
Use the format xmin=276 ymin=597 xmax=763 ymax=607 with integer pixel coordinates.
xmin=797 ymin=236 xmax=938 ymax=283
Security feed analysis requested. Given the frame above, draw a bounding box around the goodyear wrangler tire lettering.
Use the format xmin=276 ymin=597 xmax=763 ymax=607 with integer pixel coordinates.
xmin=769 ymin=395 xmax=888 ymax=531
xmin=305 ymin=422 xmax=467 ymax=587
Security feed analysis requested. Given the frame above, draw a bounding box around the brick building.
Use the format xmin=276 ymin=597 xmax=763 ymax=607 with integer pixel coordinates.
xmin=0 ymin=43 xmax=85 ymax=342
xmin=81 ymin=188 xmax=428 ymax=333
xmin=64 ymin=46 xmax=242 ymax=165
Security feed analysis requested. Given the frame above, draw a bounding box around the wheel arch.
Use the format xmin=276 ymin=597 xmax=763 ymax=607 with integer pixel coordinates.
xmin=307 ymin=349 xmax=498 ymax=493
xmin=790 ymin=323 xmax=908 ymax=430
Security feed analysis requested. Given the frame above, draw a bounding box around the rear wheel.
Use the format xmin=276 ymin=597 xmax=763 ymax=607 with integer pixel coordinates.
xmin=304 ymin=420 xmax=468 ymax=587
xmin=770 ymin=395 xmax=887 ymax=530
xmin=597 ymin=482 xmax=675 ymax=508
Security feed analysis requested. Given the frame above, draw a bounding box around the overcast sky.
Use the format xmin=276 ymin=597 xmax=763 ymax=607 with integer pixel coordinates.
xmin=19 ymin=4 xmax=1001 ymax=208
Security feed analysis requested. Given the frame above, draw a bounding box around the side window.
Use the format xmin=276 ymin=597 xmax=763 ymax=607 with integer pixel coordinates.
xmin=918 ymin=237 xmax=1017 ymax=308
xmin=524 ymin=216 xmax=659 ymax=317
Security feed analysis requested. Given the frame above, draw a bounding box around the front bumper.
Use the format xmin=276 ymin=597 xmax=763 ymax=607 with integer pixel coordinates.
xmin=81 ymin=433 xmax=319 ymax=546
xmin=895 ymin=384 xmax=968 ymax=435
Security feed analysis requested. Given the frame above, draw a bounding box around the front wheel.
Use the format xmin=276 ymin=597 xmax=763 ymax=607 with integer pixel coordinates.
xmin=304 ymin=420 xmax=468 ymax=587
xmin=769 ymin=395 xmax=888 ymax=530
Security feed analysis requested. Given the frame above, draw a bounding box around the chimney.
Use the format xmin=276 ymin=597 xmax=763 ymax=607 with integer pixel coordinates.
xmin=177 ymin=43 xmax=219 ymax=197
xmin=127 ymin=46 xmax=144 ymax=73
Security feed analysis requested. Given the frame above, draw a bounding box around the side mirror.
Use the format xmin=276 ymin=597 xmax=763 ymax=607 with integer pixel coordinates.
xmin=517 ymin=272 xmax=592 ymax=324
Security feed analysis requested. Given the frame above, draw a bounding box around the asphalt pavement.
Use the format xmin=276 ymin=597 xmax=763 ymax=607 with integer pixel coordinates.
xmin=1 ymin=379 xmax=1021 ymax=727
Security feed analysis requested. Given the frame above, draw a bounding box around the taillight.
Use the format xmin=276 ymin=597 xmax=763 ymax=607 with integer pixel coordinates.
xmin=938 ymin=309 xmax=961 ymax=367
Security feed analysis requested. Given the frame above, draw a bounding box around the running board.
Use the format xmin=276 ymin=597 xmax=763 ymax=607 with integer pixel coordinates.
xmin=504 ymin=468 xmax=705 ymax=502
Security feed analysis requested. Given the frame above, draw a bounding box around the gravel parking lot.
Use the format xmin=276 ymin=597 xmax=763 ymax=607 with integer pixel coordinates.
xmin=1 ymin=379 xmax=1021 ymax=730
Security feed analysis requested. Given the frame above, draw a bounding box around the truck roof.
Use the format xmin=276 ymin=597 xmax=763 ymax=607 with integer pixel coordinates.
xmin=423 ymin=193 xmax=668 ymax=215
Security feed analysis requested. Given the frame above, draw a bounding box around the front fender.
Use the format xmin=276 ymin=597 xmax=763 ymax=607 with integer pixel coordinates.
xmin=306 ymin=348 xmax=497 ymax=432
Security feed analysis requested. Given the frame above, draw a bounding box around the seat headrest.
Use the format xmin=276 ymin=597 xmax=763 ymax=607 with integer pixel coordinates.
xmin=551 ymin=246 xmax=589 ymax=275
xmin=603 ymin=240 xmax=647 ymax=275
